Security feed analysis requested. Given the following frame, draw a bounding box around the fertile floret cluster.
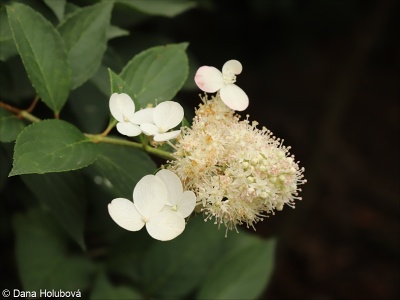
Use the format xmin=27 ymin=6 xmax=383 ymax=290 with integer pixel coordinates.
xmin=167 ymin=94 xmax=306 ymax=232
xmin=108 ymin=59 xmax=306 ymax=240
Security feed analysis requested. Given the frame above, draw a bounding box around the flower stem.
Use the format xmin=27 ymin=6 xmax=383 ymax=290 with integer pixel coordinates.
xmin=20 ymin=111 xmax=41 ymax=123
xmin=1 ymin=101 xmax=174 ymax=161
xmin=100 ymin=119 xmax=117 ymax=136
xmin=85 ymin=134 xmax=174 ymax=161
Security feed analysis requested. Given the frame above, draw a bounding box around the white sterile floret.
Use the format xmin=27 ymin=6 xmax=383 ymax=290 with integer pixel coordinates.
xmin=108 ymin=174 xmax=186 ymax=241
xmin=156 ymin=169 xmax=196 ymax=218
xmin=194 ymin=59 xmax=249 ymax=111
xmin=109 ymin=93 xmax=142 ymax=137
xmin=131 ymin=107 xmax=155 ymax=125
xmin=140 ymin=101 xmax=184 ymax=142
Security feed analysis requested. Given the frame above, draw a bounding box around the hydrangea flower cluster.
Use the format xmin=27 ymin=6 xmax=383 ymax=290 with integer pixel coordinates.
xmin=167 ymin=94 xmax=306 ymax=232
xmin=108 ymin=59 xmax=306 ymax=240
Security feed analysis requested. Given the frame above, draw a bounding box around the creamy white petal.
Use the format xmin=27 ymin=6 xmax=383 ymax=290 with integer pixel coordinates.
xmin=146 ymin=210 xmax=185 ymax=241
xmin=131 ymin=107 xmax=155 ymax=125
xmin=133 ymin=175 xmax=167 ymax=219
xmin=153 ymin=101 xmax=184 ymax=132
xmin=108 ymin=198 xmax=145 ymax=231
xmin=194 ymin=66 xmax=224 ymax=93
xmin=156 ymin=169 xmax=183 ymax=206
xmin=219 ymin=84 xmax=249 ymax=111
xmin=222 ymin=60 xmax=242 ymax=76
xmin=109 ymin=93 xmax=136 ymax=122
xmin=154 ymin=130 xmax=181 ymax=142
xmin=177 ymin=191 xmax=196 ymax=218
xmin=116 ymin=122 xmax=142 ymax=137
xmin=140 ymin=123 xmax=159 ymax=136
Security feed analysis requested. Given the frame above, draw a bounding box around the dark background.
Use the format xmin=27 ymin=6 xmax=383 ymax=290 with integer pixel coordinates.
xmin=128 ymin=0 xmax=399 ymax=299
xmin=1 ymin=0 xmax=398 ymax=299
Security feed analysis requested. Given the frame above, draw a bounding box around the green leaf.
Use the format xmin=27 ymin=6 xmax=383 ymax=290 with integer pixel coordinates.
xmin=58 ymin=2 xmax=113 ymax=89
xmin=13 ymin=208 xmax=95 ymax=292
xmin=88 ymin=143 xmax=156 ymax=198
xmin=117 ymin=0 xmax=197 ymax=17
xmin=181 ymin=116 xmax=190 ymax=128
xmin=196 ymin=235 xmax=276 ymax=300
xmin=10 ymin=119 xmax=98 ymax=176
xmin=91 ymin=64 xmax=111 ymax=96
xmin=107 ymin=25 xmax=130 ymax=40
xmin=141 ymin=216 xmax=226 ymax=298
xmin=0 ymin=7 xmax=18 ymax=61
xmin=90 ymin=270 xmax=142 ymax=300
xmin=90 ymin=47 xmax=124 ymax=96
xmin=21 ymin=171 xmax=87 ymax=249
xmin=120 ymin=43 xmax=189 ymax=107
xmin=0 ymin=55 xmax=36 ymax=102
xmin=108 ymin=68 xmax=139 ymax=107
xmin=68 ymin=81 xmax=110 ymax=134
xmin=6 ymin=3 xmax=71 ymax=114
xmin=0 ymin=108 xmax=25 ymax=142
xmin=109 ymin=68 xmax=130 ymax=94
xmin=43 ymin=0 xmax=66 ymax=21
xmin=106 ymin=229 xmax=153 ymax=282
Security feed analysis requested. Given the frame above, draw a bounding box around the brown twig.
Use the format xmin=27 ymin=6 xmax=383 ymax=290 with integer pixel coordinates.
xmin=26 ymin=95 xmax=39 ymax=113
xmin=0 ymin=101 xmax=21 ymax=115
xmin=0 ymin=98 xmax=41 ymax=123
